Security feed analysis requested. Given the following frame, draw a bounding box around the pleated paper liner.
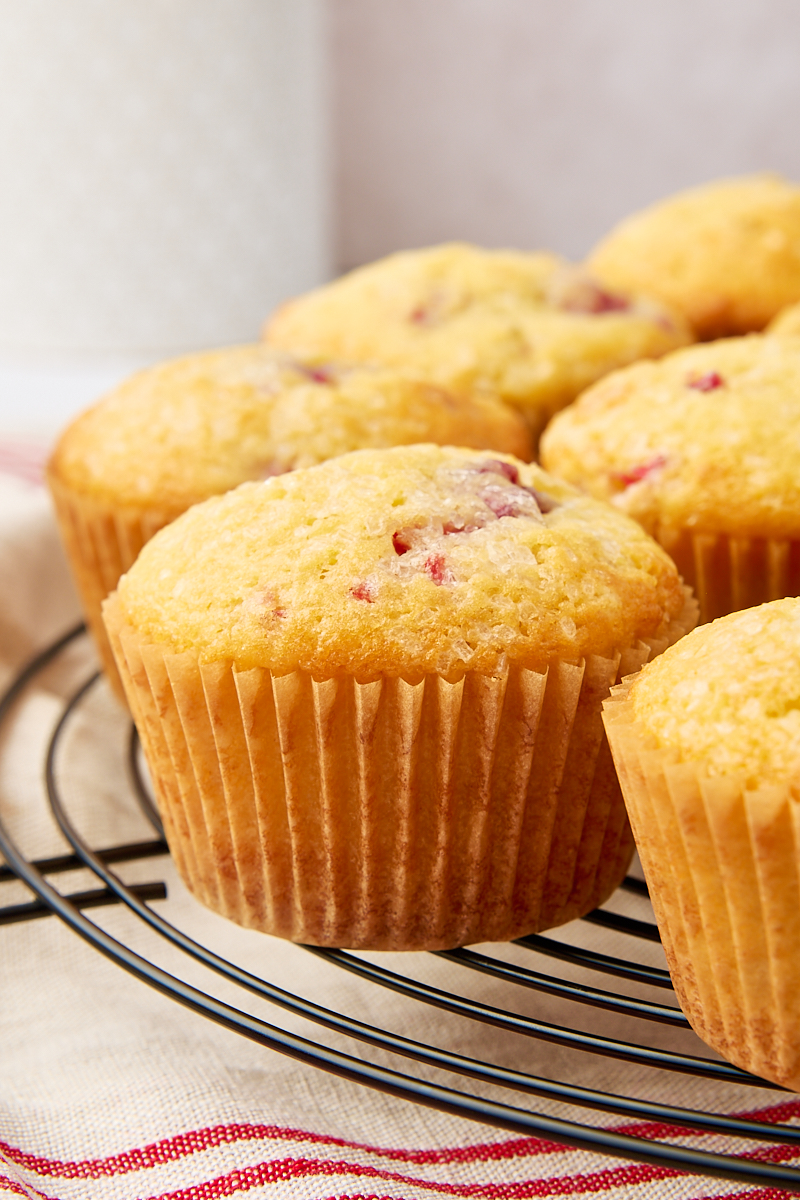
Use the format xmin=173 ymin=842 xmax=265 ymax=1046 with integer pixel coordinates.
xmin=103 ymin=589 xmax=696 ymax=951
xmin=603 ymin=679 xmax=800 ymax=1091
xmin=47 ymin=469 xmax=180 ymax=702
xmin=658 ymin=526 xmax=800 ymax=624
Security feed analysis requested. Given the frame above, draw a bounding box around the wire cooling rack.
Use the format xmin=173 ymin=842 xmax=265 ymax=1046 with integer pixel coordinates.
xmin=2 ymin=625 xmax=800 ymax=1193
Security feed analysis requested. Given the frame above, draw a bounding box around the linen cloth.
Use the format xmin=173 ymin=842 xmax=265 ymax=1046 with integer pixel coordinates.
xmin=1 ymin=448 xmax=799 ymax=1200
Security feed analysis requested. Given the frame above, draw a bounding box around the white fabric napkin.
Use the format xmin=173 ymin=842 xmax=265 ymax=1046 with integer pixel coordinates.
xmin=1 ymin=457 xmax=798 ymax=1200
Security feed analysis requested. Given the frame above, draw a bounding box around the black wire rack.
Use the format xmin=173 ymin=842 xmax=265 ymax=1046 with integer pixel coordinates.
xmin=2 ymin=625 xmax=800 ymax=1193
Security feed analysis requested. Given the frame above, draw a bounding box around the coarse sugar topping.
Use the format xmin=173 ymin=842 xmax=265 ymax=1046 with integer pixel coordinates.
xmin=265 ymin=243 xmax=691 ymax=442
xmin=47 ymin=345 xmax=531 ymax=511
xmin=629 ymin=597 xmax=800 ymax=787
xmin=539 ymin=335 xmax=800 ymax=540
xmin=115 ymin=444 xmax=686 ymax=679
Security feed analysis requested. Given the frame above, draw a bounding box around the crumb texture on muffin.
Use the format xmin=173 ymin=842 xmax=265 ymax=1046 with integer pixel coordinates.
xmin=767 ymin=298 xmax=800 ymax=337
xmin=628 ymin=598 xmax=800 ymax=788
xmin=540 ymin=335 xmax=800 ymax=542
xmin=588 ymin=174 xmax=800 ymax=339
xmin=47 ymin=344 xmax=531 ymax=514
xmin=603 ymin=595 xmax=800 ymax=1089
xmin=46 ymin=344 xmax=531 ymax=700
xmin=115 ymin=445 xmax=687 ymax=679
xmin=265 ymin=242 xmax=691 ymax=440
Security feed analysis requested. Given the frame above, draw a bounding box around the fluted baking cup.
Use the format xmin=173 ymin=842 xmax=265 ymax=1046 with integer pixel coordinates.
xmin=603 ymin=680 xmax=800 ymax=1090
xmin=47 ymin=472 xmax=178 ymax=701
xmin=658 ymin=527 xmax=800 ymax=624
xmin=104 ymin=591 xmax=695 ymax=950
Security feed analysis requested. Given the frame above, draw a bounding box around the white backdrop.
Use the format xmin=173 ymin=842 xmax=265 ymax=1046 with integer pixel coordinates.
xmin=2 ymin=0 xmax=800 ymax=433
xmin=0 ymin=0 xmax=329 ymax=434
xmin=331 ymin=0 xmax=800 ymax=268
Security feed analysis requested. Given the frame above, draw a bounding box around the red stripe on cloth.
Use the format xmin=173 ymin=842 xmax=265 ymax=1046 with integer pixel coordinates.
xmin=0 ymin=441 xmax=49 ymax=486
xmin=694 ymin=1191 xmax=800 ymax=1200
xmin=131 ymin=1144 xmax=800 ymax=1200
xmin=134 ymin=1154 xmax=683 ymax=1200
xmin=0 ymin=1171 xmax=57 ymax=1200
xmin=3 ymin=1095 xmax=800 ymax=1184
xmin=309 ymin=1195 xmax=405 ymax=1200
xmin=610 ymin=1096 xmax=800 ymax=1144
xmin=0 ymin=1127 xmax=570 ymax=1181
xmin=6 ymin=1143 xmax=800 ymax=1200
xmin=732 ymin=1099 xmax=800 ymax=1127
xmin=0 ymin=1176 xmax=32 ymax=1199
xmin=314 ymin=1195 xmax=404 ymax=1200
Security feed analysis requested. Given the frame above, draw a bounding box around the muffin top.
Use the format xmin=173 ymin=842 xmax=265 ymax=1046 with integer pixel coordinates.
xmin=264 ymin=243 xmax=691 ymax=442
xmin=588 ymin=174 xmax=800 ymax=340
xmin=47 ymin=344 xmax=531 ymax=512
xmin=767 ymin=298 xmax=800 ymax=338
xmin=540 ymin=335 xmax=800 ymax=541
xmin=629 ymin=598 xmax=800 ymax=788
xmin=113 ymin=444 xmax=688 ymax=679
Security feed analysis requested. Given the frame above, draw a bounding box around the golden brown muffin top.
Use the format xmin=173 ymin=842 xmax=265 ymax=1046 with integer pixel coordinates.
xmin=588 ymin=174 xmax=800 ymax=340
xmin=767 ymin=298 xmax=800 ymax=337
xmin=47 ymin=344 xmax=532 ymax=513
xmin=113 ymin=444 xmax=687 ymax=679
xmin=264 ymin=243 xmax=691 ymax=443
xmin=540 ymin=335 xmax=800 ymax=542
xmin=630 ymin=598 xmax=800 ymax=788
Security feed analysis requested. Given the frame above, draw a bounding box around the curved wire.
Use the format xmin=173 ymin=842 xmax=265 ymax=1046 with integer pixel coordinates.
xmin=1 ymin=629 xmax=798 ymax=1192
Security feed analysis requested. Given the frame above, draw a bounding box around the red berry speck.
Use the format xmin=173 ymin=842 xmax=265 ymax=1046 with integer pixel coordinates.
xmin=587 ymin=286 xmax=629 ymax=314
xmin=481 ymin=490 xmax=522 ymax=519
xmin=612 ymin=454 xmax=667 ymax=488
xmin=392 ymin=531 xmax=412 ymax=555
xmin=350 ymin=581 xmax=376 ymax=602
xmin=295 ymin=362 xmax=334 ymax=385
xmin=688 ymin=371 xmax=724 ymax=392
xmin=478 ymin=459 xmax=519 ymax=484
xmin=424 ymin=554 xmax=450 ymax=585
xmin=562 ymin=282 xmax=630 ymax=315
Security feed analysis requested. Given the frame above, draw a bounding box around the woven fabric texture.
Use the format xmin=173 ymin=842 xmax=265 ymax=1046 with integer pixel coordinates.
xmin=0 ymin=457 xmax=797 ymax=1200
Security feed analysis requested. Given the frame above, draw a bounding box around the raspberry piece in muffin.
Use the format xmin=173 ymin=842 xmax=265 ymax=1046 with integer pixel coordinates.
xmin=104 ymin=444 xmax=693 ymax=950
xmin=541 ymin=335 xmax=800 ymax=622
xmin=265 ymin=242 xmax=691 ymax=445
xmin=589 ymin=174 xmax=800 ymax=339
xmin=47 ymin=344 xmax=531 ymax=699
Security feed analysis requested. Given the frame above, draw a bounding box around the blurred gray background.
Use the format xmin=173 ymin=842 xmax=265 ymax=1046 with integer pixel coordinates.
xmin=331 ymin=0 xmax=800 ymax=269
xmin=1 ymin=0 xmax=800 ymax=434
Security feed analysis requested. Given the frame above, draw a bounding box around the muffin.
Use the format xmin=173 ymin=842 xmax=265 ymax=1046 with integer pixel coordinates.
xmin=47 ymin=344 xmax=531 ymax=697
xmin=540 ymin=335 xmax=800 ymax=624
xmin=603 ymin=598 xmax=800 ymax=1090
xmin=264 ymin=242 xmax=692 ymax=446
xmin=767 ymin=298 xmax=800 ymax=337
xmin=103 ymin=444 xmax=695 ymax=951
xmin=588 ymin=174 xmax=800 ymax=340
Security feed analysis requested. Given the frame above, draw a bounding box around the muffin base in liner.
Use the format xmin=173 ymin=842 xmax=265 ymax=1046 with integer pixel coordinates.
xmin=603 ymin=680 xmax=800 ymax=1091
xmin=659 ymin=526 xmax=800 ymax=624
xmin=103 ymin=591 xmax=696 ymax=951
xmin=47 ymin=471 xmax=179 ymax=701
